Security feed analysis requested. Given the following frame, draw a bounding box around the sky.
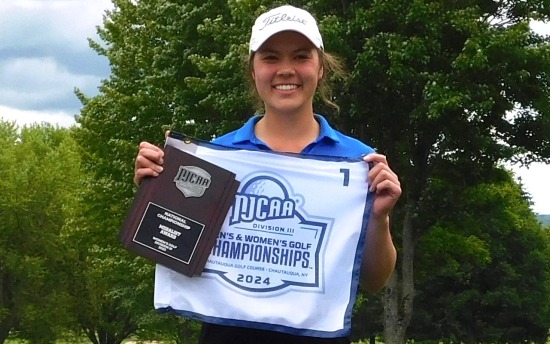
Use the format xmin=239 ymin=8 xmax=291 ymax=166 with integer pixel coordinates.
xmin=0 ymin=1 xmax=549 ymax=214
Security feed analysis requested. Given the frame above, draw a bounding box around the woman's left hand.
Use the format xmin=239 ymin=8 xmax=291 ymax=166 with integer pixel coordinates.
xmin=363 ymin=153 xmax=402 ymax=218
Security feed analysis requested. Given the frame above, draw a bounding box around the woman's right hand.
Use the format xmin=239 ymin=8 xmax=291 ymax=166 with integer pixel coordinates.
xmin=134 ymin=141 xmax=165 ymax=186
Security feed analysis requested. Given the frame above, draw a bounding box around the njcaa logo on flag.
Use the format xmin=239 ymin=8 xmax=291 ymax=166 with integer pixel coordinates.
xmin=206 ymin=171 xmax=332 ymax=293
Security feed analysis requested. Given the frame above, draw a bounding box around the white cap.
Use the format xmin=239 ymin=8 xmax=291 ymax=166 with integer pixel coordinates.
xmin=249 ymin=5 xmax=324 ymax=53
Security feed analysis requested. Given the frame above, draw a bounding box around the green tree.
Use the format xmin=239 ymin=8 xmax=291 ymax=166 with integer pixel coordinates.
xmin=330 ymin=1 xmax=550 ymax=342
xmin=0 ymin=121 xmax=83 ymax=344
xmin=410 ymin=170 xmax=550 ymax=343
xmin=71 ymin=0 xmax=233 ymax=341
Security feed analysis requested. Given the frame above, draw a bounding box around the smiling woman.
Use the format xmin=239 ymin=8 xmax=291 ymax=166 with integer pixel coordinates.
xmin=132 ymin=4 xmax=401 ymax=344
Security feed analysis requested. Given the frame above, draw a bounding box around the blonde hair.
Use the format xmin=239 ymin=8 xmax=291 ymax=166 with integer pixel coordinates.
xmin=247 ymin=49 xmax=346 ymax=113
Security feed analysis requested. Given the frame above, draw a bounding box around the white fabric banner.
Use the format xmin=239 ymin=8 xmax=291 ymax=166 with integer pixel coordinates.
xmin=154 ymin=136 xmax=374 ymax=338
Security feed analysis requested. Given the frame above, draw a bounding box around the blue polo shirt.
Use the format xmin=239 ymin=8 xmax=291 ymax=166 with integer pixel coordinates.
xmin=213 ymin=114 xmax=374 ymax=158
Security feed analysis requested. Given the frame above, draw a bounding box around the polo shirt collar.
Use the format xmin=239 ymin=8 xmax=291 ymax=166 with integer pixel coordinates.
xmin=315 ymin=114 xmax=340 ymax=143
xmin=231 ymin=114 xmax=341 ymax=145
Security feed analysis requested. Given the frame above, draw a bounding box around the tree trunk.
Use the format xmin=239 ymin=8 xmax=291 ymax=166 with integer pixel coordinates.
xmin=178 ymin=321 xmax=196 ymax=344
xmin=0 ymin=272 xmax=15 ymax=344
xmin=0 ymin=323 xmax=9 ymax=344
xmin=383 ymin=207 xmax=415 ymax=344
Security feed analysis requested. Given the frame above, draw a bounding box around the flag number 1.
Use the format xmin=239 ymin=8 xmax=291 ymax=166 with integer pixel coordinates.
xmin=340 ymin=168 xmax=350 ymax=187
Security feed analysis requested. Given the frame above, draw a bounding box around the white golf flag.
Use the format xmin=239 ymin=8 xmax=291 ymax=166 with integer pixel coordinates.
xmin=154 ymin=135 xmax=374 ymax=338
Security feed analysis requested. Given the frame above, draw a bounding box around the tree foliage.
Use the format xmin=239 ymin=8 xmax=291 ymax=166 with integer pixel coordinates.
xmin=0 ymin=121 xmax=83 ymax=344
xmin=411 ymin=170 xmax=550 ymax=343
xmin=321 ymin=0 xmax=550 ymax=341
xmin=72 ymin=0 xmax=224 ymax=340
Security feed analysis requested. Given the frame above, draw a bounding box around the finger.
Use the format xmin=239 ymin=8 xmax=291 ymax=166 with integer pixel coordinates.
xmin=137 ymin=143 xmax=164 ymax=166
xmin=138 ymin=141 xmax=164 ymax=155
xmin=372 ymin=178 xmax=402 ymax=197
xmin=368 ymin=167 xmax=400 ymax=193
xmin=135 ymin=155 xmax=164 ymax=177
xmin=363 ymin=153 xmax=388 ymax=165
xmin=134 ymin=167 xmax=160 ymax=186
xmin=371 ymin=181 xmax=402 ymax=217
xmin=368 ymin=163 xmax=397 ymax=188
xmin=137 ymin=149 xmax=164 ymax=167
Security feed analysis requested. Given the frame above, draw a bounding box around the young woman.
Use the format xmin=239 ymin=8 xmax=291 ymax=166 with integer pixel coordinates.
xmin=134 ymin=5 xmax=401 ymax=344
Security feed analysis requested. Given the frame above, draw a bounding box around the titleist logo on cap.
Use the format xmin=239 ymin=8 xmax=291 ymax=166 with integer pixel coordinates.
xmin=259 ymin=12 xmax=307 ymax=30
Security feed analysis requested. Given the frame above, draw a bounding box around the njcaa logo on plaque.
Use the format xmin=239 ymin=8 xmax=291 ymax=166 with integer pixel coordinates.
xmin=206 ymin=171 xmax=333 ymax=293
xmin=174 ymin=166 xmax=211 ymax=198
